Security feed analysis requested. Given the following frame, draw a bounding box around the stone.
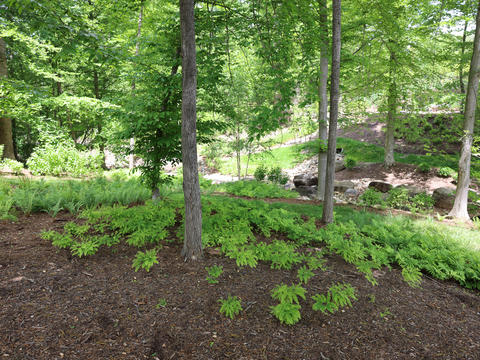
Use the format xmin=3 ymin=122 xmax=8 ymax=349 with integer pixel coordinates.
xmin=334 ymin=180 xmax=355 ymax=193
xmin=344 ymin=188 xmax=359 ymax=197
xmin=293 ymin=174 xmax=318 ymax=187
xmin=432 ymin=187 xmax=455 ymax=209
xmin=335 ymin=154 xmax=346 ymax=172
xmin=294 ymin=185 xmax=318 ymax=197
xmin=368 ymin=181 xmax=393 ymax=193
xmin=395 ymin=184 xmax=424 ymax=197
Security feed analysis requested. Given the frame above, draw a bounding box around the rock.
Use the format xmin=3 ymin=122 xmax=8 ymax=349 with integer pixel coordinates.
xmin=284 ymin=183 xmax=295 ymax=191
xmin=395 ymin=184 xmax=424 ymax=197
xmin=432 ymin=187 xmax=455 ymax=209
xmin=368 ymin=181 xmax=393 ymax=193
xmin=345 ymin=188 xmax=359 ymax=197
xmin=334 ymin=180 xmax=355 ymax=193
xmin=335 ymin=154 xmax=345 ymax=172
xmin=294 ymin=186 xmax=317 ymax=197
xmin=293 ymin=174 xmax=318 ymax=187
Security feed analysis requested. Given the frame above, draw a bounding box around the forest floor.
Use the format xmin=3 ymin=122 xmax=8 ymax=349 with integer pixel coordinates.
xmin=2 ymin=211 xmax=480 ymax=360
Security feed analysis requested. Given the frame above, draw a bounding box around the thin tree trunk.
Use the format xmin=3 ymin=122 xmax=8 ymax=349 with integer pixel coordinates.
xmin=384 ymin=48 xmax=396 ymax=168
xmin=93 ymin=69 xmax=107 ymax=169
xmin=449 ymin=2 xmax=480 ymax=220
xmin=130 ymin=2 xmax=144 ymax=170
xmin=317 ymin=0 xmax=328 ymax=200
xmin=322 ymin=0 xmax=341 ymax=224
xmin=236 ymin=124 xmax=241 ymax=180
xmin=0 ymin=38 xmax=15 ymax=160
xmin=180 ymin=0 xmax=202 ymax=260
xmin=460 ymin=19 xmax=468 ymax=111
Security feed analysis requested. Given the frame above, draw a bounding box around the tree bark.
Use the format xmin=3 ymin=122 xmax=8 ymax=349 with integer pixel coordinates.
xmin=180 ymin=0 xmax=202 ymax=260
xmin=449 ymin=1 xmax=480 ymax=220
xmin=129 ymin=1 xmax=144 ymax=170
xmin=0 ymin=38 xmax=15 ymax=160
xmin=317 ymin=0 xmax=328 ymax=200
xmin=322 ymin=0 xmax=341 ymax=224
xmin=384 ymin=48 xmax=396 ymax=168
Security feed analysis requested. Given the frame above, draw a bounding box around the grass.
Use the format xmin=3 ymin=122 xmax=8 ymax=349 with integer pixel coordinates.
xmin=219 ymin=136 xmax=480 ymax=180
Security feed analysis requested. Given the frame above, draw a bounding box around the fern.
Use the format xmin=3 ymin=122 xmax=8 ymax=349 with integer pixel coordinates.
xmin=271 ymin=302 xmax=301 ymax=325
xmin=132 ymin=249 xmax=159 ymax=272
xmin=312 ymin=283 xmax=357 ymax=314
xmin=219 ymin=296 xmax=242 ymax=319
xmin=271 ymin=284 xmax=306 ymax=305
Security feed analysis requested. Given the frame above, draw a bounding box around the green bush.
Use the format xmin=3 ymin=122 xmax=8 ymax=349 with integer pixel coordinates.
xmin=224 ymin=180 xmax=297 ymax=199
xmin=418 ymin=163 xmax=431 ymax=173
xmin=344 ymin=156 xmax=357 ymax=169
xmin=359 ymin=188 xmax=384 ymax=207
xmin=0 ymin=145 xmax=3 ymax=159
xmin=267 ymin=166 xmax=289 ymax=185
xmin=386 ymin=188 xmax=410 ymax=210
xmin=254 ymin=164 xmax=267 ymax=181
xmin=27 ymin=144 xmax=103 ymax=177
xmin=437 ymin=166 xmax=456 ymax=178
xmin=410 ymin=192 xmax=435 ymax=211
xmin=1 ymin=159 xmax=24 ymax=174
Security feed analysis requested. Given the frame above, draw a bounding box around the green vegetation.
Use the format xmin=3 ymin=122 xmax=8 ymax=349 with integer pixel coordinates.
xmin=223 ymin=180 xmax=297 ymax=199
xmin=312 ymin=283 xmax=357 ymax=314
xmin=219 ymin=296 xmax=243 ymax=319
xmin=205 ymin=265 xmax=224 ymax=284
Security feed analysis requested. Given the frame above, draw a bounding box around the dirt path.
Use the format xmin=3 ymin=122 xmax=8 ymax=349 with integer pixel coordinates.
xmin=1 ymin=213 xmax=480 ymax=359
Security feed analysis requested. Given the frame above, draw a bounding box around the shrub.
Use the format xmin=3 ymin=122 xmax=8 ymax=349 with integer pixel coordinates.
xmin=219 ymin=296 xmax=242 ymax=319
xmin=418 ymin=163 xmax=431 ymax=173
xmin=0 ymin=145 xmax=3 ymax=159
xmin=267 ymin=166 xmax=289 ymax=185
xmin=344 ymin=156 xmax=357 ymax=169
xmin=254 ymin=164 xmax=267 ymax=181
xmin=359 ymin=188 xmax=384 ymax=207
xmin=224 ymin=180 xmax=298 ymax=199
xmin=437 ymin=166 xmax=456 ymax=178
xmin=27 ymin=144 xmax=102 ymax=177
xmin=386 ymin=188 xmax=410 ymax=210
xmin=410 ymin=192 xmax=434 ymax=211
xmin=1 ymin=159 xmax=24 ymax=175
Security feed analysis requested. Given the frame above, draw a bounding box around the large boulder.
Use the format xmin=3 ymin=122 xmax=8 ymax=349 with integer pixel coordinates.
xmin=293 ymin=174 xmax=318 ymax=187
xmin=334 ymin=180 xmax=355 ymax=193
xmin=432 ymin=187 xmax=455 ymax=209
xmin=294 ymin=185 xmax=318 ymax=197
xmin=368 ymin=181 xmax=393 ymax=193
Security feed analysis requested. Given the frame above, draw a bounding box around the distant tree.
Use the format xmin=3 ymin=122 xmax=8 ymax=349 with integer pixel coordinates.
xmin=180 ymin=0 xmax=202 ymax=260
xmin=322 ymin=0 xmax=341 ymax=224
xmin=0 ymin=38 xmax=15 ymax=160
xmin=449 ymin=0 xmax=480 ymax=220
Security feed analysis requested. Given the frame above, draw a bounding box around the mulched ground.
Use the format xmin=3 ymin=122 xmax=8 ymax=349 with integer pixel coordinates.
xmin=2 ymin=212 xmax=480 ymax=359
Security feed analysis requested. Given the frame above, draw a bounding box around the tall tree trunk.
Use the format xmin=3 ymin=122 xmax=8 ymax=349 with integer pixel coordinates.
xmin=384 ymin=48 xmax=396 ymax=168
xmin=449 ymin=2 xmax=480 ymax=220
xmin=180 ymin=0 xmax=202 ymax=260
xmin=130 ymin=1 xmax=144 ymax=170
xmin=317 ymin=0 xmax=329 ymax=200
xmin=460 ymin=18 xmax=468 ymax=110
xmin=0 ymin=38 xmax=15 ymax=160
xmin=322 ymin=0 xmax=341 ymax=224
xmin=93 ymin=69 xmax=107 ymax=169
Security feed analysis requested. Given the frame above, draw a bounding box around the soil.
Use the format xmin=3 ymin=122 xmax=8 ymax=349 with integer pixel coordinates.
xmin=2 ymin=212 xmax=480 ymax=359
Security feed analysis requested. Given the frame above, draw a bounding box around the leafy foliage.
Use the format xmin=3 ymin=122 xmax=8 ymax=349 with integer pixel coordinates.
xmin=219 ymin=296 xmax=243 ymax=319
xmin=271 ymin=283 xmax=306 ymax=305
xmin=132 ymin=249 xmax=159 ymax=272
xmin=205 ymin=265 xmax=223 ymax=284
xmin=270 ymin=302 xmax=301 ymax=325
xmin=359 ymin=188 xmax=385 ymax=208
xmin=312 ymin=283 xmax=357 ymax=314
xmin=223 ymin=180 xmax=297 ymax=199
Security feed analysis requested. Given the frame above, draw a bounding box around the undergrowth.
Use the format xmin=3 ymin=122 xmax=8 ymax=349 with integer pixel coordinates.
xmin=222 ymin=180 xmax=298 ymax=199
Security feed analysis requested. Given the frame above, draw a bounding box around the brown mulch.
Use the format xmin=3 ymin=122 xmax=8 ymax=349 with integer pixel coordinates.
xmin=1 ymin=213 xmax=480 ymax=359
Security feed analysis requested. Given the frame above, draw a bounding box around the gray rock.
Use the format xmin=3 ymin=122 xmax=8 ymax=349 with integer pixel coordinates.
xmin=334 ymin=180 xmax=355 ymax=193
xmin=432 ymin=187 xmax=455 ymax=209
xmin=335 ymin=154 xmax=345 ymax=172
xmin=368 ymin=181 xmax=393 ymax=193
xmin=294 ymin=185 xmax=318 ymax=197
xmin=293 ymin=174 xmax=318 ymax=187
xmin=284 ymin=183 xmax=295 ymax=191
xmin=345 ymin=188 xmax=359 ymax=197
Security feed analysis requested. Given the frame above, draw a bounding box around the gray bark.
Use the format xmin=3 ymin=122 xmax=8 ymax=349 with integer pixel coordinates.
xmin=384 ymin=48 xmax=396 ymax=168
xmin=130 ymin=2 xmax=143 ymax=170
xmin=317 ymin=0 xmax=328 ymax=200
xmin=180 ymin=0 xmax=202 ymax=260
xmin=0 ymin=38 xmax=15 ymax=160
xmin=322 ymin=0 xmax=341 ymax=224
xmin=449 ymin=2 xmax=480 ymax=220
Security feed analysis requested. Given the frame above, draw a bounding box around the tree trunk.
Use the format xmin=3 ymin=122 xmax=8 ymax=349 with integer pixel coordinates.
xmin=236 ymin=124 xmax=241 ymax=180
xmin=317 ymin=0 xmax=329 ymax=200
xmin=460 ymin=18 xmax=468 ymax=111
xmin=0 ymin=38 xmax=15 ymax=160
xmin=322 ymin=0 xmax=341 ymax=224
xmin=384 ymin=49 xmax=396 ymax=168
xmin=130 ymin=2 xmax=144 ymax=170
xmin=449 ymin=2 xmax=480 ymax=220
xmin=180 ymin=0 xmax=202 ymax=260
